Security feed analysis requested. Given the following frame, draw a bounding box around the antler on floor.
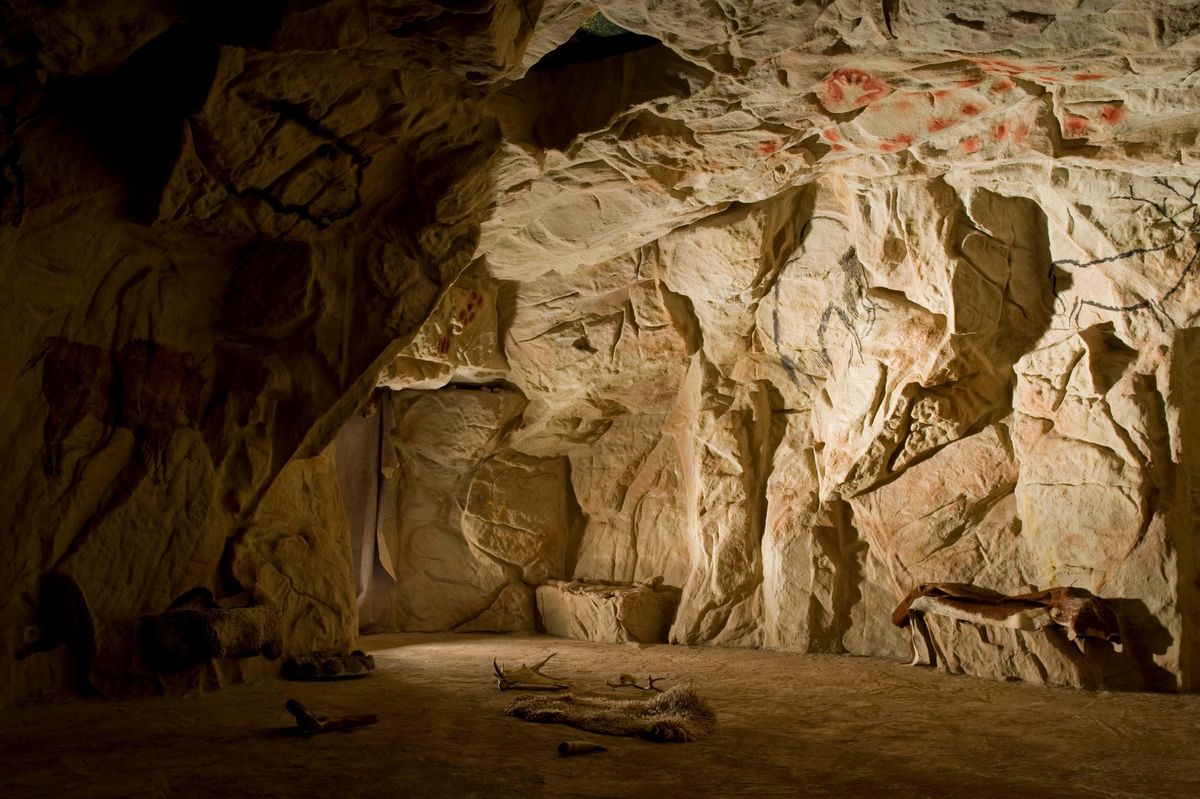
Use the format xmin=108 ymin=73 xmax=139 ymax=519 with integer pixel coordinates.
xmin=493 ymin=652 xmax=569 ymax=691
xmin=606 ymin=673 xmax=665 ymax=692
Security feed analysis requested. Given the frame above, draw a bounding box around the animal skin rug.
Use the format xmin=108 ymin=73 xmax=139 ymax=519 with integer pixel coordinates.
xmin=504 ymin=685 xmax=716 ymax=742
xmin=891 ymin=583 xmax=1122 ymax=645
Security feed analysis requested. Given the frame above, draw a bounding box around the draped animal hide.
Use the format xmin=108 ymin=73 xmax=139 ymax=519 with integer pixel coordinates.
xmin=892 ymin=583 xmax=1123 ymax=646
xmin=504 ymin=685 xmax=716 ymax=742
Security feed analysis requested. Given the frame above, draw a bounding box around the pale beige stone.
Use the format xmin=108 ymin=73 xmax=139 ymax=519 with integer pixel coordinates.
xmin=536 ymin=579 xmax=680 ymax=644
xmin=7 ymin=0 xmax=1200 ymax=705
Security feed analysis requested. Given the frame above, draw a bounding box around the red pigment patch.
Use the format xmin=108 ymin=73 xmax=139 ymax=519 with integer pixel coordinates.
xmin=822 ymin=128 xmax=841 ymax=142
xmin=960 ymin=103 xmax=982 ymax=116
xmin=1074 ymin=73 xmax=1106 ymax=81
xmin=1100 ymin=104 xmax=1126 ymax=125
xmin=957 ymin=77 xmax=982 ymax=89
xmin=41 ymin=337 xmax=113 ymax=474
xmin=1064 ymin=115 xmax=1092 ymax=137
xmin=831 ymin=143 xmax=847 ymax=152
xmin=893 ymin=133 xmax=915 ymax=147
xmin=927 ymin=117 xmax=956 ymax=132
xmin=932 ymin=89 xmax=954 ymax=100
xmin=1011 ymin=123 xmax=1030 ymax=144
xmin=974 ymin=58 xmax=1024 ymax=75
xmin=993 ymin=121 xmax=1010 ymax=141
xmin=116 ymin=341 xmax=206 ymax=433
xmin=989 ymin=79 xmax=1015 ymax=94
xmin=454 ymin=290 xmax=483 ymax=329
xmin=960 ymin=137 xmax=981 ymax=154
xmin=820 ymin=68 xmax=891 ymax=113
xmin=756 ymin=140 xmax=781 ymax=156
xmin=39 ymin=336 xmax=207 ymax=475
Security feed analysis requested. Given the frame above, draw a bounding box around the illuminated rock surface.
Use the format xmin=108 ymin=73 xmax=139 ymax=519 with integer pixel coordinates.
xmin=4 ymin=1 xmax=1200 ymax=702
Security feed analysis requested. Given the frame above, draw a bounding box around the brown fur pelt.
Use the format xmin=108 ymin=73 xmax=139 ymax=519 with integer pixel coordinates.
xmin=504 ymin=685 xmax=716 ymax=742
xmin=138 ymin=605 xmax=281 ymax=672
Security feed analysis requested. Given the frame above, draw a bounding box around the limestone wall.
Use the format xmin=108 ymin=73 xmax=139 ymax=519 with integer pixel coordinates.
xmin=4 ymin=0 xmax=1200 ymax=701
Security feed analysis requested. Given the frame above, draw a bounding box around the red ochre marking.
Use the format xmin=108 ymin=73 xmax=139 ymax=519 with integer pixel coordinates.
xmin=1100 ymin=104 xmax=1126 ymax=125
xmin=1074 ymin=73 xmax=1106 ymax=81
xmin=1064 ymin=115 xmax=1092 ymax=137
xmin=974 ymin=58 xmax=1023 ymax=73
xmin=821 ymin=68 xmax=890 ymax=111
xmin=927 ymin=117 xmax=956 ymax=132
xmin=830 ymin=143 xmax=847 ymax=152
xmin=973 ymin=58 xmax=1062 ymax=77
xmin=960 ymin=137 xmax=981 ymax=154
xmin=880 ymin=133 xmax=916 ymax=153
xmin=822 ymin=128 xmax=841 ymax=142
xmin=932 ymin=89 xmax=954 ymax=100
xmin=993 ymin=121 xmax=1010 ymax=141
xmin=989 ymin=79 xmax=1015 ymax=94
xmin=960 ymin=103 xmax=982 ymax=116
xmin=756 ymin=140 xmax=781 ymax=156
xmin=957 ymin=77 xmax=982 ymax=89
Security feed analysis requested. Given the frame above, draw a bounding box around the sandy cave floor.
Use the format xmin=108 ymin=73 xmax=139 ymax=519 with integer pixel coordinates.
xmin=2 ymin=634 xmax=1200 ymax=798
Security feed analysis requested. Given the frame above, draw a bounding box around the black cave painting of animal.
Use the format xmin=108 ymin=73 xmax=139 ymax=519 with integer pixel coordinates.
xmin=1049 ymin=177 xmax=1200 ymax=331
xmin=817 ymin=247 xmax=879 ymax=371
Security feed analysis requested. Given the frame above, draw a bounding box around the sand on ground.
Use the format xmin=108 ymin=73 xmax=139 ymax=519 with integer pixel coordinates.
xmin=1 ymin=633 xmax=1199 ymax=798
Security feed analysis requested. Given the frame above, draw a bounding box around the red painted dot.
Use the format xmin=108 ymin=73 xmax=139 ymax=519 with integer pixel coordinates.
xmin=960 ymin=103 xmax=982 ymax=116
xmin=989 ymin=79 xmax=1015 ymax=94
xmin=932 ymin=89 xmax=954 ymax=100
xmin=1100 ymin=104 xmax=1126 ymax=125
xmin=1064 ymin=115 xmax=1092 ymax=137
xmin=993 ymin=122 xmax=1010 ymax=141
xmin=756 ymin=140 xmax=781 ymax=156
xmin=960 ymin=137 xmax=981 ymax=154
xmin=830 ymin=143 xmax=847 ymax=152
xmin=822 ymin=128 xmax=840 ymax=143
xmin=927 ymin=117 xmax=956 ymax=132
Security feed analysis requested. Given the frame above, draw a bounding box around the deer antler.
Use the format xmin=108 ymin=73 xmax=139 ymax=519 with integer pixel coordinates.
xmin=606 ymin=673 xmax=665 ymax=692
xmin=493 ymin=653 xmax=568 ymax=691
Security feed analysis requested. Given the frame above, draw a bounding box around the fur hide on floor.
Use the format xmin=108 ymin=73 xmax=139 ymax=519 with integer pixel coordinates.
xmin=504 ymin=685 xmax=716 ymax=742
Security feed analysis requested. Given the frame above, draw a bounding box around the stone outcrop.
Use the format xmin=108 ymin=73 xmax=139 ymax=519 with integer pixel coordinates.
xmin=537 ymin=578 xmax=681 ymax=644
xmin=4 ymin=1 xmax=1200 ymax=702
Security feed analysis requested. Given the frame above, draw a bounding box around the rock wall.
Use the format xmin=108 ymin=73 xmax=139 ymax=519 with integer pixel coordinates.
xmin=0 ymin=0 xmax=497 ymax=704
xmin=373 ymin=1 xmax=1200 ymax=689
xmin=4 ymin=0 xmax=1200 ymax=701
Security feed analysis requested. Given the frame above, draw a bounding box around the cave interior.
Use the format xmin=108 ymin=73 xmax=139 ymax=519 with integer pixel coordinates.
xmin=4 ymin=1 xmax=1200 ymax=796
